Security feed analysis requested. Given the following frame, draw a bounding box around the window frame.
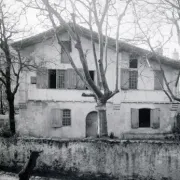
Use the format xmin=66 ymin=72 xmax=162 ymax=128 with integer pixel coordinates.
xmin=62 ymin=109 xmax=71 ymax=126
xmin=129 ymin=69 xmax=138 ymax=90
xmin=129 ymin=58 xmax=138 ymax=69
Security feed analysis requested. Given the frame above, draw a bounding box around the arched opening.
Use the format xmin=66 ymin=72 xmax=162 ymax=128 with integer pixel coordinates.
xmin=139 ymin=108 xmax=151 ymax=128
xmin=86 ymin=111 xmax=98 ymax=137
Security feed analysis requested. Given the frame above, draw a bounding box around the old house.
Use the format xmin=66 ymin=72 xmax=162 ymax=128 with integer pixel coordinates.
xmin=12 ymin=25 xmax=180 ymax=139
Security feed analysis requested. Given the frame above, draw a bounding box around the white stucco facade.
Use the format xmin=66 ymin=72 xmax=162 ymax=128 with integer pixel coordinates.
xmin=15 ymin=30 xmax=180 ymax=139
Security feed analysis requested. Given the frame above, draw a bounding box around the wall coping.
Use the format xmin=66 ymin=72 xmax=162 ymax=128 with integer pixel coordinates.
xmin=1 ymin=136 xmax=180 ymax=145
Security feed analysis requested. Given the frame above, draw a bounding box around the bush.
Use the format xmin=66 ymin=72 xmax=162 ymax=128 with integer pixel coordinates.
xmin=0 ymin=123 xmax=12 ymax=138
xmin=109 ymin=132 xmax=114 ymax=139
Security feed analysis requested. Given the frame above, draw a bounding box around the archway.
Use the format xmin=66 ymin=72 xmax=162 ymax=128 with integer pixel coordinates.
xmin=86 ymin=111 xmax=98 ymax=137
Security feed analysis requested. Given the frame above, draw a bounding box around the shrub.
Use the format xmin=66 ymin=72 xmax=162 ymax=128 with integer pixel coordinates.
xmin=0 ymin=123 xmax=12 ymax=138
xmin=109 ymin=132 xmax=114 ymax=139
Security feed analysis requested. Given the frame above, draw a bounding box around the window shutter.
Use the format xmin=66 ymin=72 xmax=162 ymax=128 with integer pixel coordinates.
xmin=61 ymin=41 xmax=71 ymax=64
xmin=121 ymin=68 xmax=129 ymax=90
xmin=51 ymin=109 xmax=62 ymax=128
xmin=76 ymin=68 xmax=86 ymax=89
xmin=151 ymin=108 xmax=160 ymax=129
xmin=65 ymin=69 xmax=77 ymax=89
xmin=36 ymin=69 xmax=48 ymax=89
xmin=154 ymin=70 xmax=163 ymax=90
xmin=131 ymin=108 xmax=139 ymax=129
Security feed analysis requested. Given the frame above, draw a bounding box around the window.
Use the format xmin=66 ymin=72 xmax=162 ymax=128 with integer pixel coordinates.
xmin=37 ymin=68 xmax=90 ymax=90
xmin=48 ymin=69 xmax=65 ymax=89
xmin=129 ymin=70 xmax=138 ymax=89
xmin=57 ymin=70 xmax=65 ymax=88
xmin=131 ymin=108 xmax=160 ymax=129
xmin=139 ymin=108 xmax=150 ymax=127
xmin=30 ymin=76 xmax=37 ymax=84
xmin=51 ymin=109 xmax=71 ymax=127
xmin=154 ymin=70 xmax=163 ymax=90
xmin=89 ymin=71 xmax=94 ymax=81
xmin=62 ymin=109 xmax=71 ymax=126
xmin=49 ymin=69 xmax=56 ymax=89
xmin=61 ymin=40 xmax=72 ymax=64
xmin=121 ymin=56 xmax=138 ymax=90
xmin=86 ymin=71 xmax=95 ymax=89
xmin=129 ymin=58 xmax=138 ymax=68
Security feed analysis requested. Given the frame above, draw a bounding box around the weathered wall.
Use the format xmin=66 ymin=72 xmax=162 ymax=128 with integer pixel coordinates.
xmin=16 ymin=101 xmax=173 ymax=138
xmin=17 ymin=31 xmax=179 ymax=139
xmin=0 ymin=138 xmax=180 ymax=180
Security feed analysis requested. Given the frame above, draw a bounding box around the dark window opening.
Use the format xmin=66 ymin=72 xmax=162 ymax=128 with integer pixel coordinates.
xmin=86 ymin=71 xmax=94 ymax=89
xmin=129 ymin=58 xmax=138 ymax=68
xmin=139 ymin=108 xmax=150 ymax=127
xmin=89 ymin=71 xmax=94 ymax=81
xmin=49 ymin=69 xmax=56 ymax=89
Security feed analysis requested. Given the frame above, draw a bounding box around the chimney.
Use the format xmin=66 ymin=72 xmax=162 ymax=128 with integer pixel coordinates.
xmin=172 ymin=49 xmax=179 ymax=60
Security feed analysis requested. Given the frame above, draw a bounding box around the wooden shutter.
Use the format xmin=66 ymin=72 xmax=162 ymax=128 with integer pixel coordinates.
xmin=36 ymin=69 xmax=48 ymax=89
xmin=61 ymin=41 xmax=71 ymax=64
xmin=51 ymin=108 xmax=62 ymax=128
xmin=65 ymin=69 xmax=77 ymax=89
xmin=131 ymin=108 xmax=139 ymax=129
xmin=121 ymin=68 xmax=129 ymax=90
xmin=121 ymin=52 xmax=129 ymax=68
xmin=76 ymin=68 xmax=86 ymax=89
xmin=151 ymin=108 xmax=160 ymax=129
xmin=154 ymin=70 xmax=163 ymax=90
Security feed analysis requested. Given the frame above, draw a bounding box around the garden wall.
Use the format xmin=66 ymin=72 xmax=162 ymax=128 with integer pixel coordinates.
xmin=0 ymin=138 xmax=180 ymax=180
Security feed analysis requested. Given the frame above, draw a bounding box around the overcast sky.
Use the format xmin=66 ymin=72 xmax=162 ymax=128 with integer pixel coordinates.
xmin=8 ymin=0 xmax=180 ymax=59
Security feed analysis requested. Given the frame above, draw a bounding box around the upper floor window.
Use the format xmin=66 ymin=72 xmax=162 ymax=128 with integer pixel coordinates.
xmin=36 ymin=68 xmax=95 ymax=90
xmin=129 ymin=70 xmax=138 ymax=89
xmin=121 ymin=56 xmax=138 ymax=90
xmin=129 ymin=58 xmax=138 ymax=68
xmin=61 ymin=40 xmax=72 ymax=64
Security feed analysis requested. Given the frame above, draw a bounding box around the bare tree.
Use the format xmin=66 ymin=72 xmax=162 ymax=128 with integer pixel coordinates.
xmin=21 ymin=0 xmax=131 ymax=137
xmin=131 ymin=0 xmax=180 ymax=103
xmin=0 ymin=0 xmax=37 ymax=134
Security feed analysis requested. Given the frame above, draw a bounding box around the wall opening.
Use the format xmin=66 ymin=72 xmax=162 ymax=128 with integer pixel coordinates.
xmin=86 ymin=111 xmax=97 ymax=137
xmin=49 ymin=69 xmax=56 ymax=89
xmin=139 ymin=108 xmax=150 ymax=128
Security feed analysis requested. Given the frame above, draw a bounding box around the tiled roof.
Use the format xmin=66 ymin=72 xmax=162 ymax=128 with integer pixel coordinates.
xmin=12 ymin=23 xmax=180 ymax=69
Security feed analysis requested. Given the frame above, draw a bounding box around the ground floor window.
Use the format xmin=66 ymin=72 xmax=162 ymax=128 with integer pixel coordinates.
xmin=139 ymin=108 xmax=150 ymax=127
xmin=51 ymin=108 xmax=71 ymax=127
xmin=62 ymin=109 xmax=71 ymax=126
xmin=131 ymin=108 xmax=160 ymax=129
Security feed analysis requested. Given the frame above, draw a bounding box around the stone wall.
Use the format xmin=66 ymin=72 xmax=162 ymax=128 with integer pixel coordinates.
xmin=0 ymin=138 xmax=180 ymax=180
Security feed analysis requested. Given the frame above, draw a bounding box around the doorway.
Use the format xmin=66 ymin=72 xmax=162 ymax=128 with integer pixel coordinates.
xmin=86 ymin=111 xmax=98 ymax=137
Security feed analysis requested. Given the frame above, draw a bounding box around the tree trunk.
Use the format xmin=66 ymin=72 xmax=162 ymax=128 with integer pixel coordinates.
xmin=8 ymin=95 xmax=15 ymax=134
xmin=96 ymin=103 xmax=108 ymax=137
xmin=0 ymin=87 xmax=4 ymax=114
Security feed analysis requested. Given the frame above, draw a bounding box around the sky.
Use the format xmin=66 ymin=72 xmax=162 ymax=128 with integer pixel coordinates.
xmin=5 ymin=0 xmax=180 ymax=59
